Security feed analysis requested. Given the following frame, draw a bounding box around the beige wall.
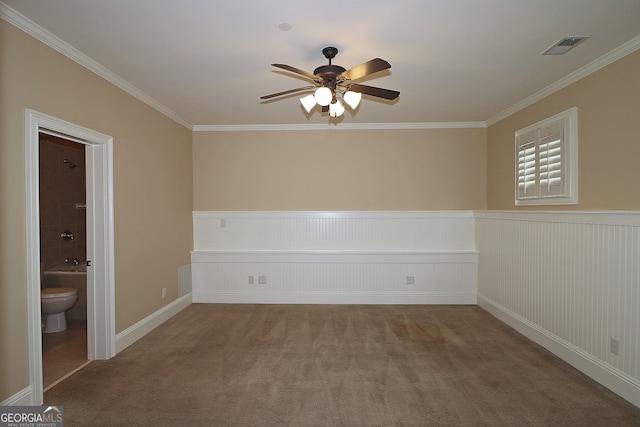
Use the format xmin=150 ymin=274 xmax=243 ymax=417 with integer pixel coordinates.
xmin=487 ymin=49 xmax=640 ymax=210
xmin=194 ymin=128 xmax=487 ymax=211
xmin=4 ymin=2 xmax=637 ymax=404
xmin=0 ymin=20 xmax=193 ymax=401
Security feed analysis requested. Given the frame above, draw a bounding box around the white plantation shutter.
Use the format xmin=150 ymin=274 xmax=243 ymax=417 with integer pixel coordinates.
xmin=539 ymin=122 xmax=563 ymax=197
xmin=515 ymin=108 xmax=578 ymax=206
xmin=517 ymin=132 xmax=537 ymax=199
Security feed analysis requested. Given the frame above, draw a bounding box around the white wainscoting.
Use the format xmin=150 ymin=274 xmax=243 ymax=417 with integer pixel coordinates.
xmin=192 ymin=211 xmax=477 ymax=304
xmin=475 ymin=211 xmax=640 ymax=408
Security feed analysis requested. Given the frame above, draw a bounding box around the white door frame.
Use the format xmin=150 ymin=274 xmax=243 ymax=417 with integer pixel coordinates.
xmin=25 ymin=109 xmax=115 ymax=405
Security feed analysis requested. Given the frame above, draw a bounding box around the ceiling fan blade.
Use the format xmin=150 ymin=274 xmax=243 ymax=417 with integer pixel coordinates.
xmin=341 ymin=58 xmax=391 ymax=81
xmin=260 ymin=86 xmax=316 ymax=100
xmin=271 ymin=64 xmax=319 ymax=81
xmin=348 ymin=83 xmax=400 ymax=100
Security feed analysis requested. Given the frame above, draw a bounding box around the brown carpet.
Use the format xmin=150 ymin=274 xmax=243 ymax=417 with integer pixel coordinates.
xmin=45 ymin=304 xmax=640 ymax=426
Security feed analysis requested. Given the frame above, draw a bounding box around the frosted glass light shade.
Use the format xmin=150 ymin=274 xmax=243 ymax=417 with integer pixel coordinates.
xmin=300 ymin=94 xmax=316 ymax=113
xmin=343 ymin=91 xmax=362 ymax=109
xmin=314 ymin=87 xmax=333 ymax=106
xmin=329 ymin=99 xmax=345 ymax=117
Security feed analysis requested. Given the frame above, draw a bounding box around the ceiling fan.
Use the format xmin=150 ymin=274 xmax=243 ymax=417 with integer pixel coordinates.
xmin=260 ymin=47 xmax=400 ymax=117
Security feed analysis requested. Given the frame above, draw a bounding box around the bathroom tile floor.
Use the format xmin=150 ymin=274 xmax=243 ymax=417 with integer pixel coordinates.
xmin=42 ymin=319 xmax=87 ymax=389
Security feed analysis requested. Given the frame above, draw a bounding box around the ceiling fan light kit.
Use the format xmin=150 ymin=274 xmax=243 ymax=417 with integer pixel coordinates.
xmin=329 ymin=99 xmax=345 ymax=117
xmin=261 ymin=46 xmax=399 ymax=119
xmin=343 ymin=90 xmax=362 ymax=109
xmin=314 ymin=87 xmax=333 ymax=106
xmin=300 ymin=94 xmax=317 ymax=113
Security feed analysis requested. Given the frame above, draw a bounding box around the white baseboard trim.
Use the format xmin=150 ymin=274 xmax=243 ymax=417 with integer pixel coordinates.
xmin=2 ymin=295 xmax=193 ymax=407
xmin=0 ymin=386 xmax=32 ymax=406
xmin=193 ymin=290 xmax=476 ymax=305
xmin=115 ymin=293 xmax=192 ymax=354
xmin=478 ymin=294 xmax=640 ymax=409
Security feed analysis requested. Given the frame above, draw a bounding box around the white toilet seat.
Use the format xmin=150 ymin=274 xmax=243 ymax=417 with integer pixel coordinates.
xmin=41 ymin=287 xmax=78 ymax=298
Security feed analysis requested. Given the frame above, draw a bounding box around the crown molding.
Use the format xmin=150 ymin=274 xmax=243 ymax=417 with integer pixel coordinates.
xmin=4 ymin=1 xmax=638 ymax=132
xmin=486 ymin=34 xmax=640 ymax=127
xmin=192 ymin=121 xmax=487 ymax=132
xmin=0 ymin=2 xmax=193 ymax=130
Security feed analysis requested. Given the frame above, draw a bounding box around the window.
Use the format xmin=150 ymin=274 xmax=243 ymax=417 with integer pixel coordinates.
xmin=515 ymin=107 xmax=578 ymax=205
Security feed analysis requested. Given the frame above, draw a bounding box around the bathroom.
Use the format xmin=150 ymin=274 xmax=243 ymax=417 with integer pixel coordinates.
xmin=39 ymin=133 xmax=88 ymax=388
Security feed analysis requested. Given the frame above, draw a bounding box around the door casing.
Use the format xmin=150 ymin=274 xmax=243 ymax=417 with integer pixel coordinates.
xmin=25 ymin=109 xmax=115 ymax=404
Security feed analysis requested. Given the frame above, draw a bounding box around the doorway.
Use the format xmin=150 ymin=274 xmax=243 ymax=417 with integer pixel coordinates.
xmin=25 ymin=110 xmax=115 ymax=405
xmin=39 ymin=133 xmax=88 ymax=388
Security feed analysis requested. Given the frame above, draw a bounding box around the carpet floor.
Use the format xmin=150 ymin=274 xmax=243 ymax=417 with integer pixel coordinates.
xmin=44 ymin=304 xmax=640 ymax=426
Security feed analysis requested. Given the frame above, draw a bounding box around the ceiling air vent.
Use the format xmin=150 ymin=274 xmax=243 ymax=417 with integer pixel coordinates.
xmin=542 ymin=37 xmax=588 ymax=55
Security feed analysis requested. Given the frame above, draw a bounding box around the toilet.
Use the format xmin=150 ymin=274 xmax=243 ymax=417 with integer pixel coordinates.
xmin=41 ymin=288 xmax=79 ymax=333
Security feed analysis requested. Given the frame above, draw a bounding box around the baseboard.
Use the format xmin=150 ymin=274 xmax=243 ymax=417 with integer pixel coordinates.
xmin=193 ymin=290 xmax=476 ymax=305
xmin=115 ymin=293 xmax=192 ymax=354
xmin=478 ymin=294 xmax=640 ymax=408
xmin=0 ymin=386 xmax=32 ymax=406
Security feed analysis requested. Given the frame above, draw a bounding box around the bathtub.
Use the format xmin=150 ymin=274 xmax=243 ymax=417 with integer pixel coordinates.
xmin=42 ymin=262 xmax=87 ymax=320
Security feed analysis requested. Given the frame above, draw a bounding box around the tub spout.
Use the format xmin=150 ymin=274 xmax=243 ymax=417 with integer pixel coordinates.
xmin=65 ymin=258 xmax=79 ymax=265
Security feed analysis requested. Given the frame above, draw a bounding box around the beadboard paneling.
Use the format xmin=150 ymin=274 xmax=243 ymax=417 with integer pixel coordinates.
xmin=192 ymin=251 xmax=477 ymax=304
xmin=193 ymin=211 xmax=475 ymax=251
xmin=192 ymin=211 xmax=477 ymax=304
xmin=475 ymin=211 xmax=640 ymax=408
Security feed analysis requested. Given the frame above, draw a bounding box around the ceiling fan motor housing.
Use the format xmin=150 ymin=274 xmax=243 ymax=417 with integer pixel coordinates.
xmin=313 ymin=64 xmax=346 ymax=90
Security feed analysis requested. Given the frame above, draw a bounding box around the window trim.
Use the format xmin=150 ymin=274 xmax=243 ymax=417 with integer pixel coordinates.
xmin=515 ymin=107 xmax=578 ymax=206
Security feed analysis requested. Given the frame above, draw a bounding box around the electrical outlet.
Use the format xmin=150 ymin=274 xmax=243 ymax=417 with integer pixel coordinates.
xmin=248 ymin=276 xmax=254 ymax=285
xmin=162 ymin=288 xmax=167 ymax=299
xmin=258 ymin=276 xmax=267 ymax=285
xmin=220 ymin=219 xmax=227 ymax=228
xmin=610 ymin=338 xmax=619 ymax=355
xmin=406 ymin=276 xmax=415 ymax=285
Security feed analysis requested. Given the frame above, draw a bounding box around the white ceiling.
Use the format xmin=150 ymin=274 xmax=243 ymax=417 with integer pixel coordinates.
xmin=3 ymin=0 xmax=640 ymax=129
